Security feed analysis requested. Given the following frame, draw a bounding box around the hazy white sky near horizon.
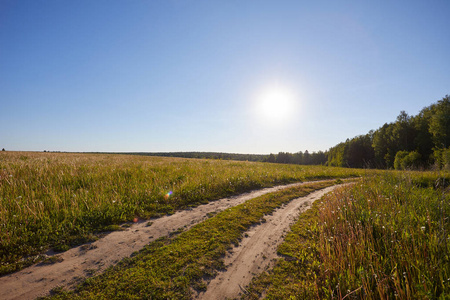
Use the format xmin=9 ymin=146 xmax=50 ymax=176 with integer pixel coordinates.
xmin=1 ymin=0 xmax=449 ymax=154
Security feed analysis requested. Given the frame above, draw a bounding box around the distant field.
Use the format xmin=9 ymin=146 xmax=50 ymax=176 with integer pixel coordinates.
xmin=0 ymin=151 xmax=365 ymax=275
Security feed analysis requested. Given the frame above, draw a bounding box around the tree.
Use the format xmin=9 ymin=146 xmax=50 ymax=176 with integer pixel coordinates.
xmin=345 ymin=134 xmax=375 ymax=168
xmin=326 ymin=142 xmax=346 ymax=167
xmin=276 ymin=152 xmax=292 ymax=164
xmin=412 ymin=107 xmax=434 ymax=165
xmin=266 ymin=153 xmax=276 ymax=163
xmin=311 ymin=151 xmax=327 ymax=165
xmin=372 ymin=123 xmax=397 ymax=168
xmin=326 ymin=95 xmax=449 ymax=169
xmin=393 ymin=111 xmax=416 ymax=152
xmin=292 ymin=151 xmax=303 ymax=164
xmin=429 ymin=95 xmax=450 ymax=149
xmin=303 ymin=150 xmax=311 ymax=165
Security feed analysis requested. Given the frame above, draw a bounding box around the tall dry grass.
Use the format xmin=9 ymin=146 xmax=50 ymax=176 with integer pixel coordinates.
xmin=243 ymin=171 xmax=449 ymax=299
xmin=316 ymin=173 xmax=449 ymax=299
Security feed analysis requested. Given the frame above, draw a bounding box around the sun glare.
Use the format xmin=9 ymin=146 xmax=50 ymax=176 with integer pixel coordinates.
xmin=256 ymin=84 xmax=297 ymax=124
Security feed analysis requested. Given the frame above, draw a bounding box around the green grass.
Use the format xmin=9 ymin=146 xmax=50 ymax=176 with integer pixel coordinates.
xmin=45 ymin=180 xmax=338 ymax=299
xmin=0 ymin=151 xmax=365 ymax=275
xmin=243 ymin=172 xmax=450 ymax=299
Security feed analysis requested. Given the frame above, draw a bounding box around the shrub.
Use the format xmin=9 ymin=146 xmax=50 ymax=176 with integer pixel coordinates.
xmin=394 ymin=150 xmax=421 ymax=170
xmin=433 ymin=147 xmax=450 ymax=170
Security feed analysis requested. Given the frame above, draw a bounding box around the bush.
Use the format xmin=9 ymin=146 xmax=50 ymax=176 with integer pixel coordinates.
xmin=433 ymin=147 xmax=450 ymax=170
xmin=394 ymin=150 xmax=421 ymax=170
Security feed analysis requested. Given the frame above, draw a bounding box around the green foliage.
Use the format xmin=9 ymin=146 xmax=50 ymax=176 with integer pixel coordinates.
xmin=264 ymin=150 xmax=327 ymax=165
xmin=429 ymin=96 xmax=450 ymax=148
xmin=327 ymin=142 xmax=347 ymax=167
xmin=394 ymin=150 xmax=421 ymax=170
xmin=0 ymin=151 xmax=363 ymax=275
xmin=433 ymin=147 xmax=450 ymax=170
xmin=244 ymin=172 xmax=450 ymax=299
xmin=328 ymin=134 xmax=374 ymax=168
xmin=394 ymin=151 xmax=408 ymax=170
xmin=372 ymin=123 xmax=397 ymax=168
xmin=393 ymin=110 xmax=416 ymax=152
xmin=328 ymin=95 xmax=450 ymax=169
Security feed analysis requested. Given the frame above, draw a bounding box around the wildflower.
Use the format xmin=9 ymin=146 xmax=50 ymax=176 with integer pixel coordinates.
xmin=420 ymin=226 xmax=425 ymax=231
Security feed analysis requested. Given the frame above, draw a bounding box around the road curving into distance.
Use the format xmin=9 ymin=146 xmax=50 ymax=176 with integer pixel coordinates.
xmin=0 ymin=180 xmax=350 ymax=300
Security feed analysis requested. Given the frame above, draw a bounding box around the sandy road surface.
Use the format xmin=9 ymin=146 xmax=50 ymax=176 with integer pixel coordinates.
xmin=196 ymin=185 xmax=343 ymax=300
xmin=0 ymin=181 xmax=326 ymax=300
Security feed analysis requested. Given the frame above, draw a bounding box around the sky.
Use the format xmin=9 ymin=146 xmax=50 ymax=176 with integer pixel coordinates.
xmin=1 ymin=0 xmax=449 ymax=154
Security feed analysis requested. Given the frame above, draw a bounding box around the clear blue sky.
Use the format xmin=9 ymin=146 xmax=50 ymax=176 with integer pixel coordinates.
xmin=1 ymin=0 xmax=449 ymax=154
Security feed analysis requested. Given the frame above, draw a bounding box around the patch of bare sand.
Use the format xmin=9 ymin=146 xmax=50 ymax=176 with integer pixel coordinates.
xmin=0 ymin=181 xmax=321 ymax=300
xmin=196 ymin=185 xmax=343 ymax=300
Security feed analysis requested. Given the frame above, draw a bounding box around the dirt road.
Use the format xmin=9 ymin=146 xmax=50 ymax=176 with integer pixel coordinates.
xmin=196 ymin=185 xmax=341 ymax=300
xmin=0 ymin=181 xmax=324 ymax=300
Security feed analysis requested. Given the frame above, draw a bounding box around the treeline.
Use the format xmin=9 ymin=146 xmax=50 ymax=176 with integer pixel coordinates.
xmin=327 ymin=95 xmax=450 ymax=169
xmin=126 ymin=152 xmax=268 ymax=162
xmin=122 ymin=151 xmax=327 ymax=165
xmin=263 ymin=150 xmax=327 ymax=165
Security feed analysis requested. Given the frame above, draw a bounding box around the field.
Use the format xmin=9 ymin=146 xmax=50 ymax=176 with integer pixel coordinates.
xmin=1 ymin=152 xmax=449 ymax=299
xmin=0 ymin=151 xmax=363 ymax=275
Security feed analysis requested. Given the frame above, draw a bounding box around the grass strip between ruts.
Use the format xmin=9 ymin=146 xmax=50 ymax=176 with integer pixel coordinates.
xmin=45 ymin=180 xmax=340 ymax=299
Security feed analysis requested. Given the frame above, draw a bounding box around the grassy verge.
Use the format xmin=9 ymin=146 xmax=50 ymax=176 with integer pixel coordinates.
xmin=243 ymin=172 xmax=450 ymax=299
xmin=44 ymin=180 xmax=339 ymax=299
xmin=0 ymin=151 xmax=365 ymax=275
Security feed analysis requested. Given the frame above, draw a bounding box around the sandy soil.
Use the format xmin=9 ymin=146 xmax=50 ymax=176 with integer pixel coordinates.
xmin=196 ymin=185 xmax=342 ymax=300
xmin=0 ymin=181 xmax=321 ymax=300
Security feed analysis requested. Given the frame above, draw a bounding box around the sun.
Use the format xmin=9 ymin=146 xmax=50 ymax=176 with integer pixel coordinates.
xmin=256 ymin=84 xmax=296 ymax=124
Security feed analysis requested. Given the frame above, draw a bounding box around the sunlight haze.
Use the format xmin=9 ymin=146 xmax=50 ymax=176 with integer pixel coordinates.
xmin=254 ymin=83 xmax=298 ymax=126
